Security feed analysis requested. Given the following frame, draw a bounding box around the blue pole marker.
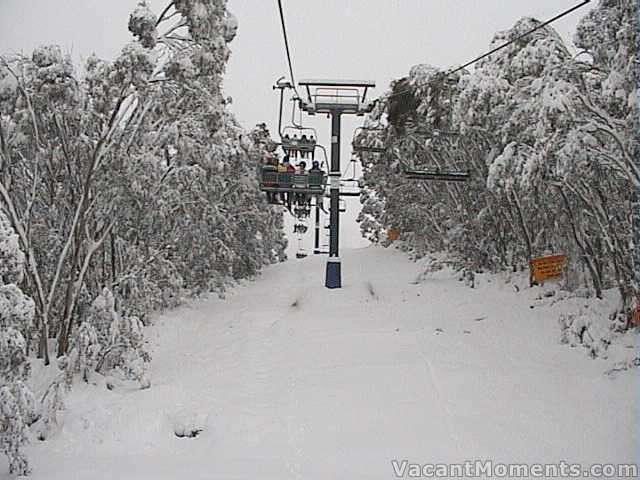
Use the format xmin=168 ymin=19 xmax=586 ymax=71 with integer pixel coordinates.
xmin=325 ymin=256 xmax=342 ymax=289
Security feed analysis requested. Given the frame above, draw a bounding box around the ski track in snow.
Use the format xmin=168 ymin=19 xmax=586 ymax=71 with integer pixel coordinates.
xmin=10 ymin=246 xmax=638 ymax=480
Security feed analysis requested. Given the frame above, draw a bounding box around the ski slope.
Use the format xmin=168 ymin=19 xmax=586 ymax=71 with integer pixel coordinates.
xmin=14 ymin=247 xmax=638 ymax=479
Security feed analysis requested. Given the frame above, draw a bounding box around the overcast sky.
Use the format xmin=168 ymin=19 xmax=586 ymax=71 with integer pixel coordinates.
xmin=1 ymin=0 xmax=592 ymax=137
xmin=0 ymin=0 xmax=593 ymax=249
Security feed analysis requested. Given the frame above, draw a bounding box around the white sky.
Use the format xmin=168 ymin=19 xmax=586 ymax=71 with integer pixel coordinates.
xmin=0 ymin=0 xmax=593 ymax=249
xmin=0 ymin=0 xmax=592 ymax=141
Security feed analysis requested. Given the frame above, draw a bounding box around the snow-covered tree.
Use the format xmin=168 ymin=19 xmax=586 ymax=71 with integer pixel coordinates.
xmin=0 ymin=211 xmax=36 ymax=476
xmin=359 ymin=0 xmax=637 ymax=327
xmin=0 ymin=0 xmax=286 ymax=373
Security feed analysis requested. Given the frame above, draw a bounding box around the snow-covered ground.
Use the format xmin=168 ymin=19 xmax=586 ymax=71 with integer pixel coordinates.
xmin=9 ymin=246 xmax=638 ymax=479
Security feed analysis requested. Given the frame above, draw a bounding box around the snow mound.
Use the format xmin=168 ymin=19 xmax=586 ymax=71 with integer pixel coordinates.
xmin=170 ymin=410 xmax=210 ymax=439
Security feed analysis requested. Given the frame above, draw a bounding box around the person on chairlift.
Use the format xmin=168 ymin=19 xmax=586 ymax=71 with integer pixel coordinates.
xmin=283 ymin=156 xmax=295 ymax=209
xmin=277 ymin=156 xmax=289 ymax=203
xmin=309 ymin=135 xmax=316 ymax=160
xmin=263 ymin=153 xmax=278 ymax=203
xmin=307 ymin=161 xmax=323 ymax=205
xmin=309 ymin=160 xmax=322 ymax=173
xmin=277 ymin=156 xmax=288 ymax=173
xmin=295 ymin=160 xmax=308 ymax=205
xmin=300 ymin=134 xmax=308 ymax=158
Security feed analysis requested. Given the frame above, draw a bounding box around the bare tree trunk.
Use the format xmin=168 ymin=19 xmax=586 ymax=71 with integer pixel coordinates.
xmin=558 ymin=186 xmax=603 ymax=298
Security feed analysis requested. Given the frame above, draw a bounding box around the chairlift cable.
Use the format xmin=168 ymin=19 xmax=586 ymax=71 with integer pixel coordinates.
xmin=386 ymin=0 xmax=592 ymax=100
xmin=277 ymin=0 xmax=301 ymax=98
xmin=450 ymin=0 xmax=592 ymax=75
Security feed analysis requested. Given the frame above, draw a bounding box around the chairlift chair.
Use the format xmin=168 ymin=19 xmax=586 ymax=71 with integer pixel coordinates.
xmin=389 ymin=129 xmax=471 ymax=183
xmin=351 ymin=126 xmax=388 ymax=154
xmin=294 ymin=222 xmax=309 ymax=234
xmin=281 ymin=126 xmax=317 ymax=158
xmin=295 ymin=234 xmax=308 ymax=259
xmin=294 ymin=205 xmax=311 ymax=218
xmin=258 ymin=167 xmax=328 ymax=196
xmin=403 ymin=168 xmax=470 ymax=182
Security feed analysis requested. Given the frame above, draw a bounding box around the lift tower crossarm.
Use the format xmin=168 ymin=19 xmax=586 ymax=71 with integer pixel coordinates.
xmin=298 ymin=79 xmax=376 ymax=117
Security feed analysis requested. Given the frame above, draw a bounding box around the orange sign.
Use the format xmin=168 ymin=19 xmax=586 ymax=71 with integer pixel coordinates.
xmin=530 ymin=254 xmax=567 ymax=283
xmin=633 ymin=297 xmax=640 ymax=326
xmin=387 ymin=229 xmax=400 ymax=241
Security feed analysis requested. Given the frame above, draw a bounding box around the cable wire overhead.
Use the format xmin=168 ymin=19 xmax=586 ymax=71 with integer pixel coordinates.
xmin=277 ymin=0 xmax=300 ymax=97
xmin=387 ymin=0 xmax=592 ymax=99
xmin=450 ymin=0 xmax=591 ymax=74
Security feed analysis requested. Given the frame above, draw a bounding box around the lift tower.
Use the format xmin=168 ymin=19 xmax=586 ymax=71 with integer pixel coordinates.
xmin=299 ymin=79 xmax=375 ymax=289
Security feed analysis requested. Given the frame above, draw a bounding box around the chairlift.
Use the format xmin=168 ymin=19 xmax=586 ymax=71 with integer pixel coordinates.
xmin=397 ymin=130 xmax=470 ymax=183
xmin=258 ymin=166 xmax=328 ymax=197
xmin=337 ymin=156 xmax=363 ymax=197
xmin=281 ymin=126 xmax=318 ymax=158
xmin=343 ymin=156 xmax=359 ymax=181
xmin=293 ymin=222 xmax=308 ymax=234
xmin=351 ymin=126 xmax=388 ymax=154
xmin=403 ymin=168 xmax=470 ymax=182
xmin=295 ymin=234 xmax=308 ymax=259
xmin=263 ymin=76 xmax=331 ymax=204
xmin=353 ymin=145 xmax=387 ymax=153
xmin=294 ymin=205 xmax=312 ymax=219
xmin=351 ymin=126 xmax=470 ymax=183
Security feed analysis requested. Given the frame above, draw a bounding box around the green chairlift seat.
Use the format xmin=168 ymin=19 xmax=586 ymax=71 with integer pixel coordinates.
xmin=261 ymin=167 xmax=278 ymax=187
xmin=259 ymin=166 xmax=327 ymax=195
xmin=278 ymin=171 xmax=294 ymax=187
xmin=308 ymin=171 xmax=324 ymax=191
xmin=292 ymin=174 xmax=309 ymax=189
xmin=403 ymin=169 xmax=470 ymax=182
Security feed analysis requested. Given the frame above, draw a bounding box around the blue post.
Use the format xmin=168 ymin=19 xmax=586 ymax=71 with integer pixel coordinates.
xmin=326 ymin=111 xmax=342 ymax=289
xmin=325 ymin=257 xmax=342 ymax=289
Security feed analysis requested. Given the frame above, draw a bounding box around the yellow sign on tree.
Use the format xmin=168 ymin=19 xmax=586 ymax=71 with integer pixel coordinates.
xmin=529 ymin=254 xmax=567 ymax=284
xmin=632 ymin=296 xmax=640 ymax=327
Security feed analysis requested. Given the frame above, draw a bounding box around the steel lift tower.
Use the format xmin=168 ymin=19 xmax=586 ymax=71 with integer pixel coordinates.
xmin=298 ymin=79 xmax=375 ymax=289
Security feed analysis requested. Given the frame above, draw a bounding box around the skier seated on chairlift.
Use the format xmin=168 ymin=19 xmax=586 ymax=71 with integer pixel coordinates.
xmin=295 ymin=161 xmax=308 ymax=206
xmin=309 ymin=160 xmax=322 ymax=174
xmin=283 ymin=134 xmax=292 ymax=155
xmin=309 ymin=135 xmax=316 ymax=160
xmin=277 ymin=155 xmax=295 ymax=209
xmin=300 ymin=134 xmax=308 ymax=158
xmin=291 ymin=134 xmax=299 ymax=159
xmin=262 ymin=153 xmax=278 ymax=203
xmin=307 ymin=161 xmax=323 ymax=203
